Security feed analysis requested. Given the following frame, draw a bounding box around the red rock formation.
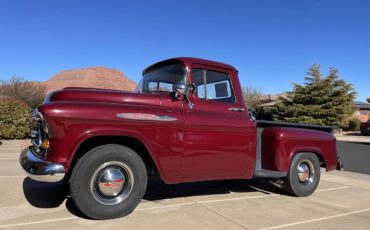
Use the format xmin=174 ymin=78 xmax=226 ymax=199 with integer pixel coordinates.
xmin=42 ymin=67 xmax=137 ymax=93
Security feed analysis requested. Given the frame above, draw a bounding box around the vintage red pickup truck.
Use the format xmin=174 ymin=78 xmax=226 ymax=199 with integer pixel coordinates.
xmin=20 ymin=57 xmax=341 ymax=219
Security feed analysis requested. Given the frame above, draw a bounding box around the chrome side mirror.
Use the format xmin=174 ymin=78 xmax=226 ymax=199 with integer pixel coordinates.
xmin=173 ymin=83 xmax=187 ymax=98
xmin=173 ymin=83 xmax=195 ymax=109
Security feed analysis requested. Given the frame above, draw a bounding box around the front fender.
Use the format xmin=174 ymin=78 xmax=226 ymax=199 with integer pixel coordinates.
xmin=38 ymin=101 xmax=184 ymax=184
xmin=68 ymin=127 xmax=155 ymax=170
xmin=46 ymin=122 xmax=181 ymax=184
xmin=46 ymin=122 xmax=154 ymax=171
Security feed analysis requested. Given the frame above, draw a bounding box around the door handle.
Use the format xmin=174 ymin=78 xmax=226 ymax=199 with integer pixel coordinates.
xmin=228 ymin=107 xmax=245 ymax=112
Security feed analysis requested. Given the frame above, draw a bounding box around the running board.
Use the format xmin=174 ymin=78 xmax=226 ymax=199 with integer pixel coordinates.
xmin=254 ymin=169 xmax=287 ymax=178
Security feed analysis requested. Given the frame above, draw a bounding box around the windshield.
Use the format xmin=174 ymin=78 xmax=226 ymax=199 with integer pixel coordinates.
xmin=134 ymin=62 xmax=186 ymax=94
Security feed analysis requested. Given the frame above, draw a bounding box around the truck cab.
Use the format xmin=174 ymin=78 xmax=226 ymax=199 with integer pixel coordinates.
xmin=136 ymin=58 xmax=257 ymax=181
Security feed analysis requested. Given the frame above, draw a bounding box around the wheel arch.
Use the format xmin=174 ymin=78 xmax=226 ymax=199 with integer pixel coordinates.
xmin=291 ymin=150 xmax=327 ymax=170
xmin=65 ymin=135 xmax=160 ymax=181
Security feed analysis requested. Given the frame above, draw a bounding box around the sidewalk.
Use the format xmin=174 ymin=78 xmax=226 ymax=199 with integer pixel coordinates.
xmin=335 ymin=132 xmax=370 ymax=143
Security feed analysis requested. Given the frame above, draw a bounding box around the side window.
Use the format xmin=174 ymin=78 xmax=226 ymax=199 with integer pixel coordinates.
xmin=192 ymin=69 xmax=235 ymax=103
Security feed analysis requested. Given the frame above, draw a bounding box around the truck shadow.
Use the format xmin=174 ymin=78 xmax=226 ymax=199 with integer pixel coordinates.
xmin=143 ymin=177 xmax=283 ymax=201
xmin=22 ymin=177 xmax=67 ymax=208
xmin=22 ymin=177 xmax=86 ymax=218
xmin=22 ymin=177 xmax=284 ymax=219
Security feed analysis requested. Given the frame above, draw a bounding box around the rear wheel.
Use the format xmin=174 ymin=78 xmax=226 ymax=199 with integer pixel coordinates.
xmin=284 ymin=152 xmax=320 ymax=197
xmin=70 ymin=144 xmax=147 ymax=219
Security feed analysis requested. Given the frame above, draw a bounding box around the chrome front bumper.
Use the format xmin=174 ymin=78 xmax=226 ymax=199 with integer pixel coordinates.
xmin=19 ymin=148 xmax=65 ymax=182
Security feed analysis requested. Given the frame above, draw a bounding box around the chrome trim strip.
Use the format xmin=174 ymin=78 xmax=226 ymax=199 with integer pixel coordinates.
xmin=228 ymin=107 xmax=245 ymax=112
xmin=19 ymin=148 xmax=65 ymax=182
xmin=116 ymin=113 xmax=177 ymax=121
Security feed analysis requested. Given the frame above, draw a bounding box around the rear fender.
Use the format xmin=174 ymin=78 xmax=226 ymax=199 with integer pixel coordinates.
xmin=261 ymin=127 xmax=338 ymax=172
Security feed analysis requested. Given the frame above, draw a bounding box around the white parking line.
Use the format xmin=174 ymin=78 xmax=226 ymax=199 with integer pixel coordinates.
xmin=197 ymin=186 xmax=349 ymax=204
xmin=137 ymin=202 xmax=195 ymax=211
xmin=315 ymin=186 xmax=349 ymax=192
xmin=0 ymin=175 xmax=25 ymax=178
xmin=0 ymin=186 xmax=350 ymax=228
xmin=259 ymin=208 xmax=370 ymax=230
xmin=0 ymin=204 xmax=199 ymax=229
xmin=0 ymin=217 xmax=78 ymax=229
xmin=199 ymin=194 xmax=277 ymax=204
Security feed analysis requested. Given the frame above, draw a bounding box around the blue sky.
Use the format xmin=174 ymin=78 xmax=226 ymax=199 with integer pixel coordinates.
xmin=0 ymin=0 xmax=369 ymax=101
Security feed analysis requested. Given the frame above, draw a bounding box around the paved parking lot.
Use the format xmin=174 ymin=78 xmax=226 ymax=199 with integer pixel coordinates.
xmin=1 ymin=140 xmax=370 ymax=230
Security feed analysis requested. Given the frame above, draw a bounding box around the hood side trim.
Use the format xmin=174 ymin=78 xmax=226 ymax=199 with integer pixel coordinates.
xmin=117 ymin=113 xmax=177 ymax=122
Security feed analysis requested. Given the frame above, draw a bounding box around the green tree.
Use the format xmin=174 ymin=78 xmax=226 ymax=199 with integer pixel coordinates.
xmin=274 ymin=64 xmax=357 ymax=128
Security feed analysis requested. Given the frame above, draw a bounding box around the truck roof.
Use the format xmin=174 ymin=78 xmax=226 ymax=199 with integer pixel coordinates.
xmin=142 ymin=57 xmax=237 ymax=75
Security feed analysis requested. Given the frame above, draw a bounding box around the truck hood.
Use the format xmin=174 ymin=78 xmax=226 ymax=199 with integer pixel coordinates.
xmin=45 ymin=87 xmax=160 ymax=106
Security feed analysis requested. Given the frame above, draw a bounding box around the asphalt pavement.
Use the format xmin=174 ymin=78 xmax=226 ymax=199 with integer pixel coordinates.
xmin=337 ymin=141 xmax=370 ymax=175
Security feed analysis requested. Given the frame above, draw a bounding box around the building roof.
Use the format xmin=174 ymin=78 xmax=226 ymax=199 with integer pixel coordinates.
xmin=355 ymin=101 xmax=370 ymax=110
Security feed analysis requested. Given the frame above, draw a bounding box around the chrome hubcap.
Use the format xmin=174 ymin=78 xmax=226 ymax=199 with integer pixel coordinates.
xmin=90 ymin=161 xmax=134 ymax=205
xmin=97 ymin=167 xmax=125 ymax=197
xmin=297 ymin=160 xmax=314 ymax=184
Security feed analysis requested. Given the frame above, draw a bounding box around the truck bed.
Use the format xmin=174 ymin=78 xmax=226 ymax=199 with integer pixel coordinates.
xmin=254 ymin=120 xmax=334 ymax=178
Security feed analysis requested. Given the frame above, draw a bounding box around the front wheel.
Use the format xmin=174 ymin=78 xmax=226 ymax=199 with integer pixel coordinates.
xmin=70 ymin=144 xmax=147 ymax=219
xmin=284 ymin=152 xmax=320 ymax=197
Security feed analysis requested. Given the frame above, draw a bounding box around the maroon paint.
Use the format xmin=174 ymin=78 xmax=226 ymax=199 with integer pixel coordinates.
xmin=38 ymin=57 xmax=338 ymax=184
xmin=39 ymin=99 xmax=184 ymax=183
xmin=180 ymin=63 xmax=256 ymax=181
xmin=261 ymin=127 xmax=338 ymax=172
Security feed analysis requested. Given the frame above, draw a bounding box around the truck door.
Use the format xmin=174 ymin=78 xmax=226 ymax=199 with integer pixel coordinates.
xmin=181 ymin=65 xmax=255 ymax=182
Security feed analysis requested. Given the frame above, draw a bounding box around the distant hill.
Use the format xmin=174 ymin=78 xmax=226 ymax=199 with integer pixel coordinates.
xmin=42 ymin=67 xmax=137 ymax=93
